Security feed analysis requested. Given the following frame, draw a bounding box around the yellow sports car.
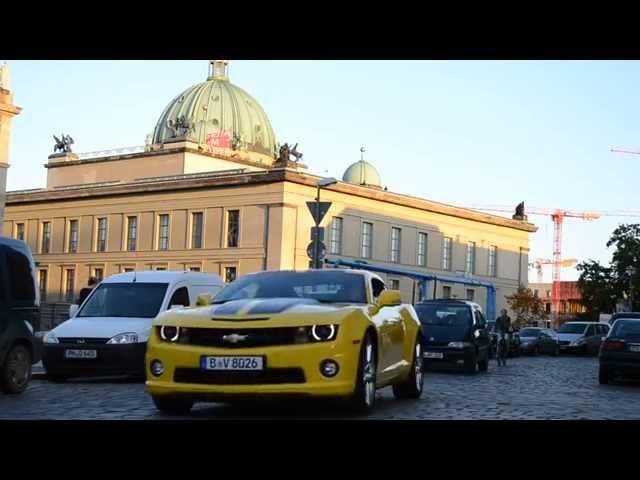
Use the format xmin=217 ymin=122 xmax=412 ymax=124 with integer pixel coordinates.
xmin=145 ymin=269 xmax=424 ymax=414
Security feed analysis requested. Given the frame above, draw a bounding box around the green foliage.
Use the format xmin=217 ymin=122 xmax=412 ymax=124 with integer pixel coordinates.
xmin=505 ymin=286 xmax=547 ymax=327
xmin=576 ymin=260 xmax=617 ymax=315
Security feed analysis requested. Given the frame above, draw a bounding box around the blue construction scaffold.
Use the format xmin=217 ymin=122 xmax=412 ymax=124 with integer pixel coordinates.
xmin=324 ymin=258 xmax=497 ymax=321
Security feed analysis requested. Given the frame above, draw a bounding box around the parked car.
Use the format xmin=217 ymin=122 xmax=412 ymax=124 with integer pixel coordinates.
xmin=415 ymin=299 xmax=490 ymax=373
xmin=599 ymin=318 xmax=640 ymax=384
xmin=557 ymin=321 xmax=609 ymax=355
xmin=518 ymin=327 xmax=560 ymax=356
xmin=146 ymin=269 xmax=424 ymax=414
xmin=608 ymin=312 xmax=640 ymax=326
xmin=42 ymin=271 xmax=224 ymax=380
xmin=0 ymin=236 xmax=42 ymax=394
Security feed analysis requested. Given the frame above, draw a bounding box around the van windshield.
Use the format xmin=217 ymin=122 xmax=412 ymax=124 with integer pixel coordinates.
xmin=78 ymin=283 xmax=169 ymax=318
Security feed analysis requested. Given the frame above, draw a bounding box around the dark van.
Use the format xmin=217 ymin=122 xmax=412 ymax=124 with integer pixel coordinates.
xmin=414 ymin=299 xmax=490 ymax=373
xmin=0 ymin=236 xmax=41 ymax=394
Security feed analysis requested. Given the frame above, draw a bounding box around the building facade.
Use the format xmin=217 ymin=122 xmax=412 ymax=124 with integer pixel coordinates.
xmin=2 ymin=61 xmax=537 ymax=316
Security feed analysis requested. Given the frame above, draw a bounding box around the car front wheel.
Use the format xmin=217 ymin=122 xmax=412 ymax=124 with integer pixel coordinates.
xmin=348 ymin=333 xmax=377 ymax=413
xmin=392 ymin=339 xmax=424 ymax=399
xmin=1 ymin=344 xmax=32 ymax=394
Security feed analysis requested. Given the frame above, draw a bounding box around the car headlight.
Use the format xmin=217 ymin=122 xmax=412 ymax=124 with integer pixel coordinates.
xmin=107 ymin=332 xmax=139 ymax=344
xmin=43 ymin=331 xmax=59 ymax=344
xmin=571 ymin=338 xmax=586 ymax=346
xmin=295 ymin=325 xmax=339 ymax=343
xmin=159 ymin=325 xmax=181 ymax=342
xmin=448 ymin=341 xmax=472 ymax=349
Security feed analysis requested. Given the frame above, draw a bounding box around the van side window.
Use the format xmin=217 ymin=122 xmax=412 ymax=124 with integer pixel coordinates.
xmin=475 ymin=309 xmax=485 ymax=325
xmin=371 ymin=278 xmax=385 ymax=300
xmin=169 ymin=287 xmax=190 ymax=307
xmin=6 ymin=249 xmax=35 ymax=304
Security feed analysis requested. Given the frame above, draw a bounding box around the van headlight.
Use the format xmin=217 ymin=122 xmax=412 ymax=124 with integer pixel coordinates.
xmin=107 ymin=332 xmax=139 ymax=344
xmin=43 ymin=331 xmax=59 ymax=344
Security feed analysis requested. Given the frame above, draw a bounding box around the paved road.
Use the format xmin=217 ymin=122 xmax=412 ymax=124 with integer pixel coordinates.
xmin=2 ymin=355 xmax=639 ymax=419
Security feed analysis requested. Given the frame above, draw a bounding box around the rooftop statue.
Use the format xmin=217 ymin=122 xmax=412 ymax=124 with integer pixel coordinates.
xmin=167 ymin=115 xmax=193 ymax=138
xmin=277 ymin=143 xmax=303 ymax=163
xmin=53 ymin=134 xmax=74 ymax=154
xmin=515 ymin=201 xmax=525 ymax=218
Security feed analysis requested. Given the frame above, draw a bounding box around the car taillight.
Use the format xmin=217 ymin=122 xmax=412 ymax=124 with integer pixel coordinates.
xmin=602 ymin=339 xmax=625 ymax=351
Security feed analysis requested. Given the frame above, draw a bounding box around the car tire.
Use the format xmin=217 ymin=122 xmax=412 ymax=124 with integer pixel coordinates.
xmin=392 ymin=338 xmax=424 ymax=399
xmin=152 ymin=395 xmax=194 ymax=415
xmin=464 ymin=353 xmax=478 ymax=374
xmin=347 ymin=333 xmax=377 ymax=414
xmin=553 ymin=346 xmax=560 ymax=357
xmin=599 ymin=366 xmax=612 ymax=385
xmin=0 ymin=344 xmax=32 ymax=394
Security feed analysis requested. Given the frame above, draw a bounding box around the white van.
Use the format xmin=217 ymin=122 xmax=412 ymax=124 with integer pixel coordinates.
xmin=41 ymin=271 xmax=224 ymax=380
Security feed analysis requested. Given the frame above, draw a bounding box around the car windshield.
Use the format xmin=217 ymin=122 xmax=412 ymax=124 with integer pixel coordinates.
xmin=520 ymin=328 xmax=541 ymax=337
xmin=213 ymin=271 xmax=368 ymax=304
xmin=558 ymin=323 xmax=587 ymax=334
xmin=78 ymin=283 xmax=169 ymax=318
xmin=611 ymin=320 xmax=640 ymax=338
xmin=414 ymin=304 xmax=472 ymax=327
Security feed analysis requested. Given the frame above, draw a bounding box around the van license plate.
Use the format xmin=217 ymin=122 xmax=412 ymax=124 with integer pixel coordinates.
xmin=423 ymin=352 xmax=444 ymax=359
xmin=201 ymin=356 xmax=264 ymax=371
xmin=630 ymin=345 xmax=640 ymax=352
xmin=65 ymin=349 xmax=97 ymax=359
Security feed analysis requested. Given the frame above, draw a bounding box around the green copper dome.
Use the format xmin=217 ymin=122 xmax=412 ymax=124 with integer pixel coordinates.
xmin=152 ymin=61 xmax=277 ymax=158
xmin=342 ymin=148 xmax=382 ymax=188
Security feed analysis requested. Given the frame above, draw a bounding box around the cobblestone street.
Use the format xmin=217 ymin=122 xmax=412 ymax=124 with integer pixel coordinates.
xmin=2 ymin=355 xmax=639 ymax=420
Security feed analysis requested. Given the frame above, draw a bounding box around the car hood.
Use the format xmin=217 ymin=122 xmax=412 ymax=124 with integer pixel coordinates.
xmin=556 ymin=333 xmax=583 ymax=342
xmin=52 ymin=317 xmax=154 ymax=341
xmin=154 ymin=297 xmax=363 ymax=328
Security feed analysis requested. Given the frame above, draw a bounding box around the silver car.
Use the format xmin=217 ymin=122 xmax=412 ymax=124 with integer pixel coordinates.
xmin=556 ymin=322 xmax=610 ymax=355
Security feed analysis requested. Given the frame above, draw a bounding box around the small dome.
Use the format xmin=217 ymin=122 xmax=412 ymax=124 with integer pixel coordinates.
xmin=342 ymin=149 xmax=382 ymax=188
xmin=152 ymin=61 xmax=277 ymax=160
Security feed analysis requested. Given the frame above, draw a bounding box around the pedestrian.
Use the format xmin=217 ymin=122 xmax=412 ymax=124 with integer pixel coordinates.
xmin=495 ymin=308 xmax=512 ymax=366
xmin=77 ymin=276 xmax=98 ymax=305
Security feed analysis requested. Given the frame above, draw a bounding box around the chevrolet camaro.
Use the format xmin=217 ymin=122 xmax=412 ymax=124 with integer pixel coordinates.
xmin=145 ymin=269 xmax=424 ymax=414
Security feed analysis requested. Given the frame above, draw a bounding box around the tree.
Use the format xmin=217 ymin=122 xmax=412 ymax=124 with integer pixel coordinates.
xmin=606 ymin=224 xmax=640 ymax=311
xmin=505 ymin=286 xmax=548 ymax=327
xmin=576 ymin=260 xmax=618 ymax=317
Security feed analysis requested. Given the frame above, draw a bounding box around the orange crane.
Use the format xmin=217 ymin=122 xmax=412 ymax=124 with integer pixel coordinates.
xmin=611 ymin=147 xmax=640 ymax=156
xmin=530 ymin=258 xmax=577 ymax=283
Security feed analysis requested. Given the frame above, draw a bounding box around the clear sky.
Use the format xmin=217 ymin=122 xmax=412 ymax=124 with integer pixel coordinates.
xmin=4 ymin=60 xmax=640 ymax=283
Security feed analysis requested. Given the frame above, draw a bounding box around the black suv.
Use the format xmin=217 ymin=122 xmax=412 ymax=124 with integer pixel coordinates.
xmin=0 ymin=236 xmax=41 ymax=394
xmin=414 ymin=299 xmax=491 ymax=373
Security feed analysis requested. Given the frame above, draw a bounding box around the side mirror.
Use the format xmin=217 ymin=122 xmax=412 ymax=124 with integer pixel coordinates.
xmin=196 ymin=293 xmax=212 ymax=306
xmin=69 ymin=304 xmax=79 ymax=318
xmin=378 ymin=290 xmax=401 ymax=308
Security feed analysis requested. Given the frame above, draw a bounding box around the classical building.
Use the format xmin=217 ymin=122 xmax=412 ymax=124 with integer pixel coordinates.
xmin=2 ymin=60 xmax=537 ymax=315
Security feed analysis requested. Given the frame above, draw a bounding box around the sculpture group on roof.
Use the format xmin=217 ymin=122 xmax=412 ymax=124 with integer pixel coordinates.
xmin=277 ymin=143 xmax=303 ymax=164
xmin=52 ymin=134 xmax=74 ymax=154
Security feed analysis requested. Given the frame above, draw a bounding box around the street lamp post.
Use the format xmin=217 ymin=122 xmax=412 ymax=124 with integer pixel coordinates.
xmin=313 ymin=177 xmax=338 ymax=269
xmin=627 ymin=266 xmax=637 ymax=312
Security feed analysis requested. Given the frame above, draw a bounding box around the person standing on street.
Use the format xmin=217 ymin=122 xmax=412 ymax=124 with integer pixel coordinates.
xmin=495 ymin=308 xmax=512 ymax=366
xmin=77 ymin=276 xmax=98 ymax=305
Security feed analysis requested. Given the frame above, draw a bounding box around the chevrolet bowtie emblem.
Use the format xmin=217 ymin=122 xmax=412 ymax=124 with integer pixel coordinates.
xmin=77 ymin=339 xmax=85 ymax=344
xmin=222 ymin=333 xmax=249 ymax=344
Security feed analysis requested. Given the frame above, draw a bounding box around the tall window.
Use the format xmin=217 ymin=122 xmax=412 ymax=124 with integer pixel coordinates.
xmin=361 ymin=222 xmax=373 ymax=259
xmin=330 ymin=217 xmax=343 ymax=255
xmin=41 ymin=222 xmax=51 ymax=254
xmin=465 ymin=242 xmax=476 ymax=274
xmin=65 ymin=269 xmax=75 ymax=302
xmin=442 ymin=237 xmax=452 ymax=270
xmin=159 ymin=214 xmax=170 ymax=251
xmin=68 ymin=220 xmax=79 ymax=253
xmin=466 ymin=289 xmax=475 ymax=301
xmin=443 ymin=285 xmax=452 ymax=299
xmin=224 ymin=266 xmax=237 ymax=283
xmin=38 ymin=270 xmax=48 ymax=302
xmin=391 ymin=227 xmax=402 ymax=263
xmin=191 ymin=212 xmax=203 ymax=249
xmin=227 ymin=210 xmax=239 ymax=248
xmin=97 ymin=218 xmax=107 ymax=252
xmin=390 ymin=278 xmax=400 ymax=290
xmin=15 ymin=223 xmax=25 ymax=241
xmin=488 ymin=245 xmax=497 ymax=277
xmin=417 ymin=232 xmax=428 ymax=267
xmin=93 ymin=268 xmax=104 ymax=283
xmin=127 ymin=216 xmax=137 ymax=251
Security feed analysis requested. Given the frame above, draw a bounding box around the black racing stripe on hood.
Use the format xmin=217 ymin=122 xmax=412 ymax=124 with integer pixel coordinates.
xmin=246 ymin=298 xmax=320 ymax=315
xmin=212 ymin=300 xmax=250 ymax=316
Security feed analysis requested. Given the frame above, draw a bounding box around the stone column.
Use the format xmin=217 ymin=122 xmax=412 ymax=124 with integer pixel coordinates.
xmin=0 ymin=63 xmax=22 ymax=225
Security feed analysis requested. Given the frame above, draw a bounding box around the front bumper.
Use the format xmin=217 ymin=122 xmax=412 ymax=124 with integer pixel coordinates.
xmin=421 ymin=345 xmax=475 ymax=370
xmin=520 ymin=343 xmax=537 ymax=354
xmin=559 ymin=343 xmax=586 ymax=353
xmin=42 ymin=342 xmax=146 ymax=377
xmin=145 ymin=340 xmax=361 ymax=399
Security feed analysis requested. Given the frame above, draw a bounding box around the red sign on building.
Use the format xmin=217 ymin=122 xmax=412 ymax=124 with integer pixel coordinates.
xmin=206 ymin=131 xmax=231 ymax=150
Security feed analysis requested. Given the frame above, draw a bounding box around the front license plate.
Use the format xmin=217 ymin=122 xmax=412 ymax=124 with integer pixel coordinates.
xmin=630 ymin=345 xmax=640 ymax=352
xmin=423 ymin=352 xmax=444 ymax=359
xmin=64 ymin=349 xmax=97 ymax=359
xmin=201 ymin=356 xmax=264 ymax=371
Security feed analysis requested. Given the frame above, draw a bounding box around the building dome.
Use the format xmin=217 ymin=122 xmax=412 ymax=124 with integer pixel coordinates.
xmin=152 ymin=61 xmax=277 ymax=160
xmin=342 ymin=147 xmax=382 ymax=188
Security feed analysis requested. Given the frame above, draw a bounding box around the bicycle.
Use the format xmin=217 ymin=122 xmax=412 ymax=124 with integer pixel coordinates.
xmin=496 ymin=331 xmax=509 ymax=366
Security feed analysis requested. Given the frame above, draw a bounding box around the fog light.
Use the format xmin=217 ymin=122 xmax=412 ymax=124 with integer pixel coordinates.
xmin=150 ymin=360 xmax=164 ymax=377
xmin=320 ymin=359 xmax=339 ymax=378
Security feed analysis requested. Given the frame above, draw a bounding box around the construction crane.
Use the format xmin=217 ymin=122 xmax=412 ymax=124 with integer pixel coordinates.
xmin=529 ymin=258 xmax=577 ymax=283
xmin=611 ymin=147 xmax=640 ymax=156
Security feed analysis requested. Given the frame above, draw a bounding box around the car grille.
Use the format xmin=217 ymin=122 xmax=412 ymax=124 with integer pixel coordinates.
xmin=182 ymin=327 xmax=300 ymax=349
xmin=173 ymin=367 xmax=306 ymax=385
xmin=58 ymin=337 xmax=110 ymax=345
xmin=559 ymin=341 xmax=571 ymax=346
